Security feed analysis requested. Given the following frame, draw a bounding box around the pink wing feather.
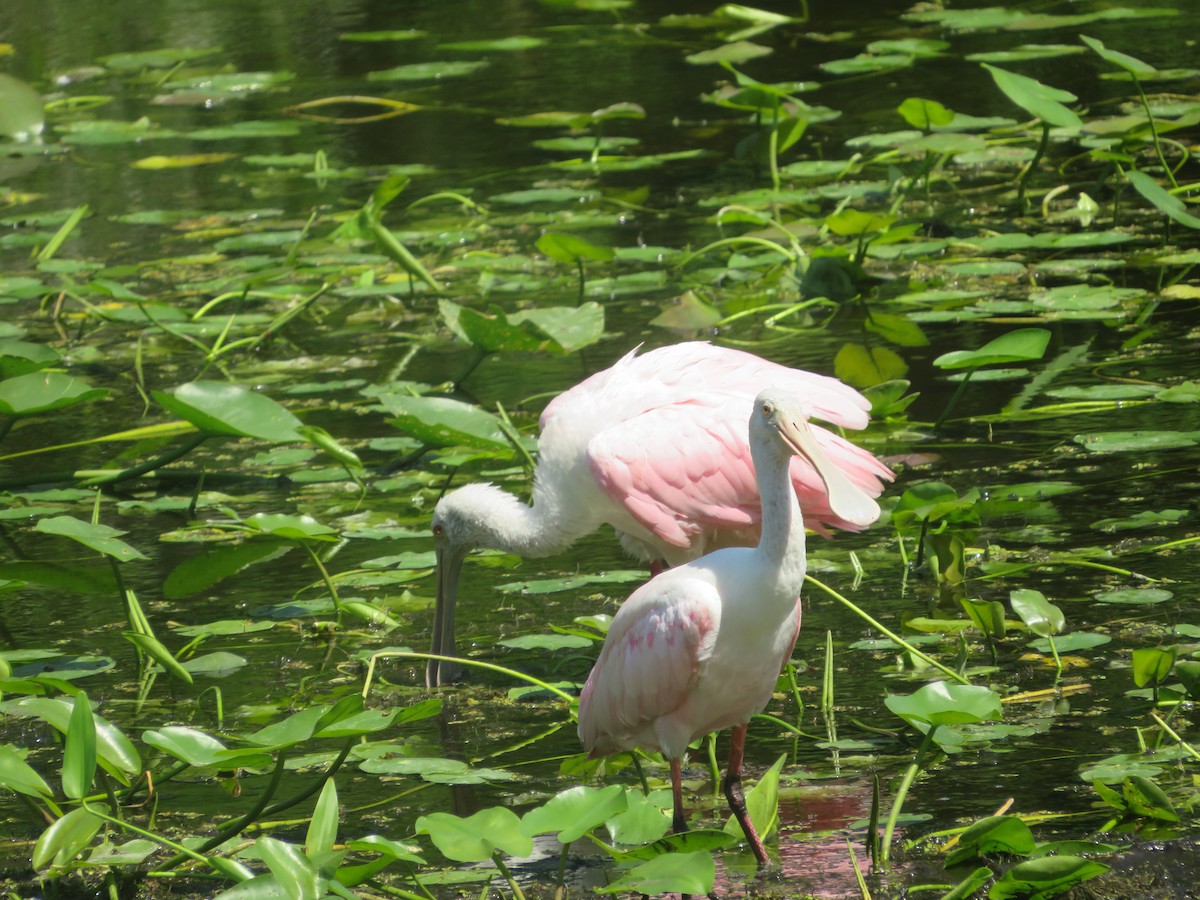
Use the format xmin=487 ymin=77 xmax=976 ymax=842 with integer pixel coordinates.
xmin=578 ymin=582 xmax=719 ymax=757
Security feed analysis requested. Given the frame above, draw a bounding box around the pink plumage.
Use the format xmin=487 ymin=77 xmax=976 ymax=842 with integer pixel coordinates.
xmin=427 ymin=342 xmax=892 ymax=688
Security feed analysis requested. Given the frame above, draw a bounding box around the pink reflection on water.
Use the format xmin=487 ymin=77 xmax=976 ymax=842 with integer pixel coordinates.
xmin=711 ymin=776 xmax=877 ymax=898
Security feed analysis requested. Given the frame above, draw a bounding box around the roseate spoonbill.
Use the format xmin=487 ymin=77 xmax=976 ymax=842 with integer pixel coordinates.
xmin=427 ymin=342 xmax=892 ymax=686
xmin=577 ymin=389 xmax=875 ymax=865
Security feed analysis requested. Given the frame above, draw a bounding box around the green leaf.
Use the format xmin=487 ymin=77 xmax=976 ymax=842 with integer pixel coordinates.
xmin=1079 ymin=35 xmax=1157 ymax=77
xmin=1122 ymin=774 xmax=1180 ymax=821
xmin=1094 ymin=587 xmax=1174 ymax=605
xmin=1175 ymin=660 xmax=1200 ymax=699
xmin=1131 ymin=645 xmax=1178 ymax=687
xmin=255 ymin=837 xmax=322 ymax=900
xmin=961 ymin=598 xmax=1006 ymax=638
xmin=439 ymin=299 xmax=543 ymax=352
xmin=123 ymin=632 xmax=194 ymax=684
xmin=982 ymin=64 xmax=1083 ymax=129
xmin=510 ymin=303 xmax=605 ymax=353
xmin=605 ymin=788 xmax=672 ymax=845
xmin=884 ymin=681 xmax=1003 ymax=728
xmin=385 ymin=395 xmax=509 ymax=449
xmin=0 ymin=73 xmax=44 ymax=142
xmin=521 ymin=784 xmax=627 ymax=843
xmin=14 ymin=698 xmax=141 ymax=781
xmin=62 ymin=693 xmax=97 ymax=800
xmin=597 ymin=849 xmax=715 ymax=894
xmin=897 ymin=97 xmax=955 ymax=129
xmin=834 ymin=343 xmax=908 ymax=388
xmin=536 ymin=231 xmax=615 ymax=264
xmin=0 ymin=339 xmax=60 ymax=378
xmin=1074 ymin=429 xmax=1200 ymax=453
xmin=686 ymin=41 xmax=772 ymax=65
xmin=0 ymin=372 xmax=106 ymax=416
xmin=825 ymin=208 xmax=896 ymax=236
xmin=1009 ymin=589 xmax=1065 ymax=637
xmin=988 ymin=855 xmax=1109 ymax=899
xmin=864 ymin=311 xmax=929 ymax=347
xmin=244 ymin=513 xmax=339 ymax=542
xmin=945 ymin=815 xmax=1036 ymax=866
xmin=415 ymin=807 xmax=533 ymax=861
xmin=933 ymin=328 xmax=1051 ymax=370
xmin=153 ymin=381 xmax=305 ymax=442
xmin=33 ymin=806 xmax=104 ymax=870
xmin=34 ymin=516 xmax=147 ymax=562
xmin=307 ymin=787 xmax=340 ymax=854
xmin=723 ymin=752 xmax=784 ymax=844
xmin=0 ymin=744 xmax=53 ymax=798
xmin=1126 ymin=169 xmax=1200 ymax=230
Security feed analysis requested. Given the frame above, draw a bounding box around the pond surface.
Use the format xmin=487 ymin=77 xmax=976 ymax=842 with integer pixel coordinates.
xmin=2 ymin=0 xmax=1200 ymax=897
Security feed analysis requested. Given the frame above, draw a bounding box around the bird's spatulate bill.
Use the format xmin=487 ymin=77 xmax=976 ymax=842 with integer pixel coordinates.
xmin=428 ymin=545 xmax=467 ymax=687
xmin=776 ymin=410 xmax=879 ymax=528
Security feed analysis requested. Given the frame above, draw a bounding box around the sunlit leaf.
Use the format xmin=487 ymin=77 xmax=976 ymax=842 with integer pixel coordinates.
xmin=885 ymin=681 xmax=1003 ymax=728
xmin=367 ymin=61 xmax=490 ymax=82
xmin=133 ymin=153 xmax=237 ymax=169
xmin=988 ymin=855 xmax=1108 ymax=899
xmin=0 ymin=73 xmax=44 ymax=141
xmin=597 ymin=849 xmax=715 ymax=894
xmin=982 ymin=64 xmax=1082 ymax=129
xmin=0 ymin=371 xmax=106 ymax=416
xmin=164 ymin=542 xmax=289 ymax=598
xmin=33 ymin=806 xmax=104 ymax=870
xmin=34 ymin=516 xmax=147 ymax=562
xmin=933 ymin=328 xmax=1051 ymax=370
xmin=945 ymin=815 xmax=1036 ymax=866
xmin=1074 ymin=430 xmax=1200 ymax=453
xmin=1009 ymin=589 xmax=1064 ymax=637
xmin=415 ymin=807 xmax=532 ymax=861
xmin=0 ymin=744 xmax=53 ymax=798
xmin=834 ymin=343 xmax=908 ymax=388
xmin=686 ymin=41 xmax=772 ymax=65
xmin=1131 ymin=645 xmax=1178 ymax=687
xmin=897 ymin=97 xmax=955 ymax=130
xmin=522 ymin=784 xmax=627 ymax=843
xmin=153 ymin=381 xmax=305 ymax=442
xmin=1126 ymin=169 xmax=1200 ymax=229
xmin=1094 ymin=587 xmax=1174 ymax=604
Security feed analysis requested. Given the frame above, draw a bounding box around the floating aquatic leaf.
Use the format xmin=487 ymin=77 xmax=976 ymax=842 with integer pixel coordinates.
xmin=1091 ymin=509 xmax=1186 ymax=532
xmin=967 ymin=44 xmax=1087 ymax=63
xmin=339 ymin=30 xmax=426 ymax=42
xmin=597 ymin=850 xmax=716 ymax=895
xmin=1028 ymin=632 xmax=1109 ymax=653
xmin=933 ymin=328 xmax=1051 ymax=370
xmin=384 ymin=395 xmax=509 ymax=450
xmin=440 ymin=36 xmax=544 ymax=51
xmin=0 ymin=371 xmax=106 ymax=416
xmin=496 ymin=570 xmax=646 ymax=594
xmin=1074 ymin=430 xmax=1200 ymax=453
xmin=367 ymin=61 xmax=490 ymax=82
xmin=1126 ymin=169 xmax=1200 ymax=229
xmin=35 ymin=516 xmax=147 ymax=562
xmin=686 ymin=41 xmax=772 ymax=65
xmin=821 ymin=54 xmax=914 ymax=76
xmin=885 ymin=681 xmax=1003 ymax=728
xmin=497 ymin=634 xmax=593 ymax=651
xmin=189 ymin=120 xmax=301 ymax=140
xmin=897 ymin=97 xmax=955 ymax=130
xmin=153 ymin=381 xmax=305 ymax=442
xmin=244 ymin=513 xmax=338 ymax=542
xmin=132 ymin=153 xmax=237 ymax=169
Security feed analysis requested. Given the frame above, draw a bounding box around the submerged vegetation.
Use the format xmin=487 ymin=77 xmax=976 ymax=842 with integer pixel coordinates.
xmin=1 ymin=1 xmax=1200 ymax=897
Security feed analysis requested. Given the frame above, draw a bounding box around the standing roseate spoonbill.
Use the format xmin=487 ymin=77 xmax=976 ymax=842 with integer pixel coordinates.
xmin=427 ymin=342 xmax=892 ymax=686
xmin=577 ymin=389 xmax=877 ymax=865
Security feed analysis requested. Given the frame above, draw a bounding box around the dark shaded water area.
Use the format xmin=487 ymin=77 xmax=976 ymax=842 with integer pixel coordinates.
xmin=3 ymin=0 xmax=1200 ymax=897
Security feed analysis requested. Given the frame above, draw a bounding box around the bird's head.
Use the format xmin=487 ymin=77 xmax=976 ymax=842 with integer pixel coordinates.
xmin=753 ymin=389 xmax=879 ymax=528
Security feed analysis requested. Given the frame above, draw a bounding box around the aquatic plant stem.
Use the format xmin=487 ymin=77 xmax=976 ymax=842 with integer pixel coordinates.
xmin=804 ymin=575 xmax=971 ymax=685
xmin=79 ymin=432 xmax=211 ymax=488
xmin=362 ymin=651 xmax=577 ymax=706
xmin=303 ymin=542 xmax=344 ymax=614
xmin=880 ymin=725 xmax=939 ymax=866
xmin=491 ymin=851 xmax=527 ymax=900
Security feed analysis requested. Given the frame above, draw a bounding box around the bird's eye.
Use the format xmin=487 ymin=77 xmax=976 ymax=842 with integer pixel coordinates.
xmin=432 ymin=524 xmax=444 ymax=537
xmin=761 ymin=402 xmax=772 ymax=415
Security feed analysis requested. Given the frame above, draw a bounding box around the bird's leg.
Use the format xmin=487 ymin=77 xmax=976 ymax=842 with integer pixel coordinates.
xmin=649 ymin=559 xmax=667 ymax=577
xmin=722 ymin=724 xmax=769 ymax=866
xmin=670 ymin=757 xmax=689 ymax=835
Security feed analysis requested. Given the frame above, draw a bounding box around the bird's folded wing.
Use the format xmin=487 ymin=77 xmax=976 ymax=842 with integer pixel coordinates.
xmin=578 ymin=584 xmax=718 ymax=752
xmin=587 ymin=400 xmax=889 ymax=546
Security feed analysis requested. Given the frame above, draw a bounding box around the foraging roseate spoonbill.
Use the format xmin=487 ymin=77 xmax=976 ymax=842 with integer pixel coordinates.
xmin=577 ymin=389 xmax=876 ymax=865
xmin=427 ymin=342 xmax=892 ymax=686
